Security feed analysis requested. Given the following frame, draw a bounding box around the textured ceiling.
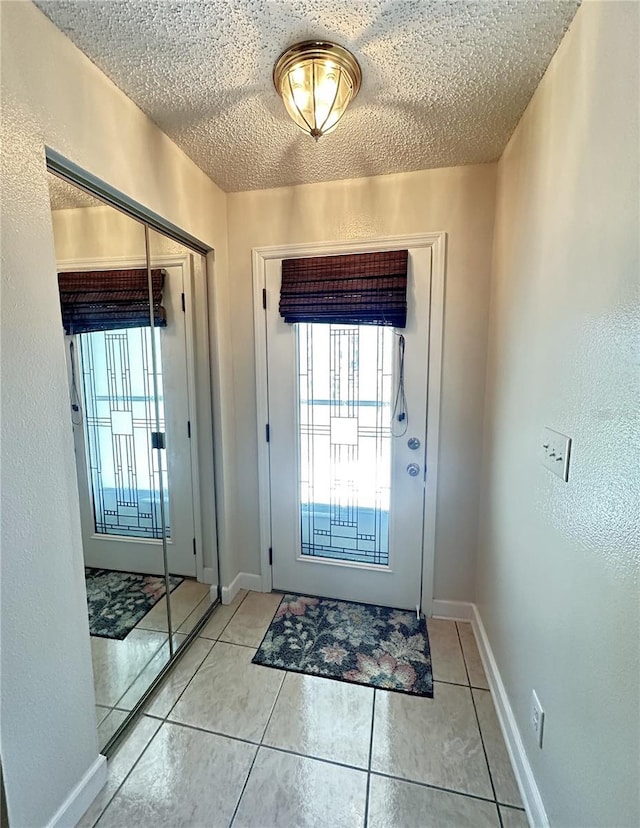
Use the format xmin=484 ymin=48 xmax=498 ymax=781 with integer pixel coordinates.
xmin=36 ymin=0 xmax=579 ymax=193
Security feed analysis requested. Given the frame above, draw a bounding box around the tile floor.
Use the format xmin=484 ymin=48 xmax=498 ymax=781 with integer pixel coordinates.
xmin=92 ymin=579 xmax=211 ymax=748
xmin=82 ymin=590 xmax=529 ymax=828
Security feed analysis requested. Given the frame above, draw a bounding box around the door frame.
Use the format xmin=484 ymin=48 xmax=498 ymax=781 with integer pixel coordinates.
xmin=252 ymin=233 xmax=446 ymax=616
xmin=57 ymin=252 xmax=212 ymax=584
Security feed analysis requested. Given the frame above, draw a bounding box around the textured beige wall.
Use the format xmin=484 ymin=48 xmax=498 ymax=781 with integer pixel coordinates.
xmin=477 ymin=2 xmax=640 ymax=826
xmin=0 ymin=4 xmax=230 ymax=825
xmin=227 ymin=164 xmax=497 ymax=601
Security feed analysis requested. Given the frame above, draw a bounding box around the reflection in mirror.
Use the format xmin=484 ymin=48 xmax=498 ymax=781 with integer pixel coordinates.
xmin=48 ymin=174 xmax=174 ymax=750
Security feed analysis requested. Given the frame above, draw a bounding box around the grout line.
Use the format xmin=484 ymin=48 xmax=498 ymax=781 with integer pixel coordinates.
xmin=228 ymin=745 xmax=260 ymax=828
xmin=149 ymin=638 xmax=216 ymax=721
xmin=456 ymin=621 xmax=490 ymax=690
xmin=456 ymin=623 xmax=502 ymax=825
xmin=216 ymin=639 xmax=260 ymax=651
xmin=434 ymin=677 xmax=490 ymax=691
xmin=363 ymin=689 xmax=377 ymax=827
xmin=93 ymin=717 xmax=164 ymax=828
xmin=259 ymin=670 xmax=287 ymax=746
xmin=175 ymin=594 xmax=210 ymax=635
xmin=162 ymin=718 xmax=367 ymax=774
xmin=162 ymin=717 xmax=261 ymax=747
xmin=135 ymin=594 xmax=252 ymax=721
xmin=198 ymin=590 xmax=250 ymax=640
xmin=109 ymin=635 xmax=172 ymax=711
xmin=369 ymin=770 xmax=503 ymax=807
xmin=455 ymin=622 xmax=473 ymax=690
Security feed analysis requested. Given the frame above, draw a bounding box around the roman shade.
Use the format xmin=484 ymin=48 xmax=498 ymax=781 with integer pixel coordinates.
xmin=58 ymin=268 xmax=167 ymax=335
xmin=279 ymin=249 xmax=408 ymax=328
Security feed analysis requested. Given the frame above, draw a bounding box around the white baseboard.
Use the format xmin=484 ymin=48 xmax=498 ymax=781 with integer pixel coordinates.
xmin=221 ymin=572 xmax=265 ymax=605
xmin=202 ymin=567 xmax=217 ymax=585
xmin=46 ymin=755 xmax=107 ymax=828
xmin=472 ymin=605 xmax=548 ymax=828
xmin=431 ymin=599 xmax=474 ymax=621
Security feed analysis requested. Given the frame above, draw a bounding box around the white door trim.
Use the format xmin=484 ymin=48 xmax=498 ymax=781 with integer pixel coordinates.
xmin=57 ymin=253 xmax=212 ymax=583
xmin=252 ymin=233 xmax=446 ymax=615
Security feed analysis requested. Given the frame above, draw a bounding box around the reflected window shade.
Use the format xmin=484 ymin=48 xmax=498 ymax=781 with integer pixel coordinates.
xmin=58 ymin=268 xmax=167 ymax=335
xmin=279 ymin=250 xmax=408 ymax=328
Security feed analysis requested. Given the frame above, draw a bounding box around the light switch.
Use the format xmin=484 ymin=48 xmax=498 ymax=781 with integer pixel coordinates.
xmin=540 ymin=427 xmax=571 ymax=482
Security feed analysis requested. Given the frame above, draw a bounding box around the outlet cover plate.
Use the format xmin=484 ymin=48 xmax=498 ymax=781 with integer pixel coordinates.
xmin=540 ymin=427 xmax=571 ymax=481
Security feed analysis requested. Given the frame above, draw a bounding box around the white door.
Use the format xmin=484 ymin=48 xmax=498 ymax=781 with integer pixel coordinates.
xmin=265 ymin=246 xmax=431 ymax=610
xmin=67 ymin=265 xmax=196 ymax=577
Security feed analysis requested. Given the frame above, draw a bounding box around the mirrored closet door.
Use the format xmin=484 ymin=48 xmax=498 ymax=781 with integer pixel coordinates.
xmin=47 ymin=172 xmax=217 ymax=753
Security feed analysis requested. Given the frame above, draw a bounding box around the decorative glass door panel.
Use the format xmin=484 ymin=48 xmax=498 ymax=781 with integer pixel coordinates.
xmin=79 ymin=326 xmax=170 ymax=540
xmin=265 ymin=247 xmax=432 ymax=610
xmin=298 ymin=323 xmax=393 ymax=566
xmin=68 ymin=264 xmax=196 ymax=578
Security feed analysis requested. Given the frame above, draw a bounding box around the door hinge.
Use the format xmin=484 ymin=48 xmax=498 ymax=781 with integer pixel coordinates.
xmin=181 ymin=292 xmax=186 ymax=313
xmin=193 ymin=537 xmax=197 ymax=556
xmin=262 ymin=288 xmax=267 ymax=310
xmin=268 ymin=547 xmax=273 ymax=566
xmin=265 ymin=423 xmax=270 ymax=442
xmin=187 ymin=420 xmax=191 ymax=439
xmin=151 ymin=431 xmax=166 ymax=450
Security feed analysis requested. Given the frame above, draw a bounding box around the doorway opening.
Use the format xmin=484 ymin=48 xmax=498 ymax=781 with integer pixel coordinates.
xmin=253 ymin=235 xmax=445 ymax=615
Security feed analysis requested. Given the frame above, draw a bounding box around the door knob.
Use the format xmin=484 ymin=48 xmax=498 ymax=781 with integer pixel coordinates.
xmin=407 ymin=437 xmax=421 ymax=450
xmin=407 ymin=463 xmax=420 ymax=477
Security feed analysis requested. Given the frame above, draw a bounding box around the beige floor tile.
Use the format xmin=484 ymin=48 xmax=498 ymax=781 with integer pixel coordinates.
xmin=263 ymin=672 xmax=374 ymax=768
xmin=144 ymin=637 xmax=214 ymax=718
xmin=427 ymin=619 xmax=469 ymax=685
xmin=116 ymin=633 xmax=187 ymax=711
xmin=97 ymin=722 xmax=256 ymax=828
xmin=372 ymin=683 xmax=493 ymax=798
xmin=219 ymin=590 xmax=282 ymax=648
xmin=136 ymin=580 xmax=211 ymax=633
xmin=168 ymin=641 xmax=284 ymax=741
xmin=500 ymin=806 xmax=530 ymax=828
xmin=473 ymin=689 xmax=523 ymax=808
xmin=233 ymin=747 xmax=367 ymax=828
xmin=199 ymin=590 xmax=248 ymax=640
xmin=368 ymin=774 xmax=501 ymax=828
xmin=97 ymin=709 xmax=129 ymax=751
xmin=176 ymin=594 xmax=213 ymax=634
xmin=78 ymin=715 xmax=162 ymax=828
xmin=458 ymin=622 xmax=489 ymax=689
xmin=91 ymin=629 xmax=168 ymax=707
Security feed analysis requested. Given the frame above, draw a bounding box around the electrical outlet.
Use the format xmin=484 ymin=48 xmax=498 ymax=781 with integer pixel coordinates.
xmin=531 ymin=690 xmax=545 ymax=748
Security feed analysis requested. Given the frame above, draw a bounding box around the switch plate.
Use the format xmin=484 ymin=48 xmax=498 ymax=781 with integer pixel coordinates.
xmin=540 ymin=427 xmax=571 ymax=481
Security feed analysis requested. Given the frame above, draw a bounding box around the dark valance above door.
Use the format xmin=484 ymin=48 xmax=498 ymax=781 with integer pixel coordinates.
xmin=279 ymin=249 xmax=408 ymax=328
xmin=58 ymin=268 xmax=167 ymax=335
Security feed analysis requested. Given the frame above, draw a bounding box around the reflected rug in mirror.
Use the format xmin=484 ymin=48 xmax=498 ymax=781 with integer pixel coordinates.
xmin=85 ymin=567 xmax=183 ymax=640
xmin=253 ymin=594 xmax=433 ymax=697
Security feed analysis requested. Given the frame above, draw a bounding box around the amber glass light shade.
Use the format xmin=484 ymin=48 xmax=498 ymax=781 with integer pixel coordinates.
xmin=273 ymin=41 xmax=361 ymax=140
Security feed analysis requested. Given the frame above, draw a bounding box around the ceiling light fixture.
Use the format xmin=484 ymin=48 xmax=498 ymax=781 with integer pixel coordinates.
xmin=273 ymin=41 xmax=362 ymax=141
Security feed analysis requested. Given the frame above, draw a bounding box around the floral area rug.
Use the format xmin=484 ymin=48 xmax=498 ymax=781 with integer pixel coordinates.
xmin=85 ymin=568 xmax=183 ymax=640
xmin=252 ymin=594 xmax=433 ymax=697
